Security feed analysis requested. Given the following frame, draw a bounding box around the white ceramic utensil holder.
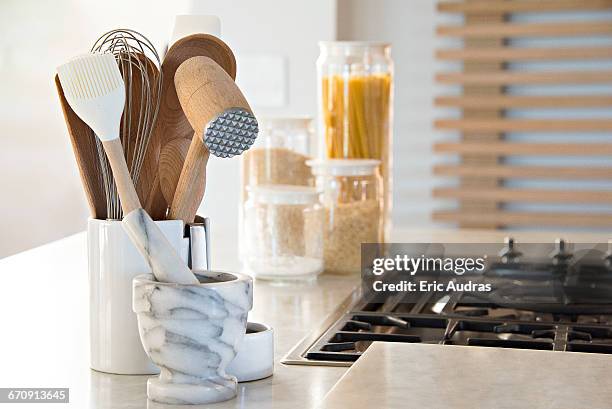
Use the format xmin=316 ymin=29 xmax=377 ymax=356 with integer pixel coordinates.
xmin=88 ymin=217 xmax=209 ymax=375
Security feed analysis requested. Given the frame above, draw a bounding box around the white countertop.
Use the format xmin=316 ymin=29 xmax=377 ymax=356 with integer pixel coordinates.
xmin=0 ymin=230 xmax=356 ymax=409
xmin=321 ymin=342 xmax=612 ymax=409
xmin=1 ymin=227 xmax=609 ymax=408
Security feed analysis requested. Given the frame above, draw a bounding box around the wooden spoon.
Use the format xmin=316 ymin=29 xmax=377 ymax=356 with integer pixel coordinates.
xmin=142 ymin=34 xmax=236 ymax=219
xmin=55 ymin=75 xmax=106 ymax=218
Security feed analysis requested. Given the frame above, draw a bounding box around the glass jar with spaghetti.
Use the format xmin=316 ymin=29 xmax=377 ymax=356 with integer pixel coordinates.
xmin=317 ymin=42 xmax=393 ymax=240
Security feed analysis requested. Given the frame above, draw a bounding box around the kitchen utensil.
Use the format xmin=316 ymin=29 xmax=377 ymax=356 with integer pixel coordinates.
xmin=57 ymin=52 xmax=197 ymax=285
xmin=187 ymin=218 xmax=211 ymax=270
xmin=170 ymin=56 xmax=258 ymax=223
xmin=143 ymin=33 xmax=237 ymax=219
xmin=55 ymin=75 xmax=106 ymax=218
xmin=158 ymin=138 xmax=192 ymax=206
xmin=91 ymin=29 xmax=163 ymax=220
xmin=133 ymin=271 xmax=253 ymax=404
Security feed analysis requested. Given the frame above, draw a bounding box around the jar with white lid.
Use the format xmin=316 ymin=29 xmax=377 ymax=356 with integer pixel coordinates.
xmin=243 ymin=184 xmax=324 ymax=282
xmin=307 ymin=159 xmax=383 ymax=275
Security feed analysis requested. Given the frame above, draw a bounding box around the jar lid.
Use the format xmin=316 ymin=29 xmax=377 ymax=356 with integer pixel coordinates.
xmin=307 ymin=159 xmax=381 ymax=176
xmin=247 ymin=184 xmax=319 ymax=205
xmin=319 ymin=41 xmax=391 ymax=50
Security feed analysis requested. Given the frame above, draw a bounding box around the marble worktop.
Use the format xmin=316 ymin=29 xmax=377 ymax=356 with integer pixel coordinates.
xmin=0 ymin=227 xmax=609 ymax=408
xmin=321 ymin=342 xmax=612 ymax=409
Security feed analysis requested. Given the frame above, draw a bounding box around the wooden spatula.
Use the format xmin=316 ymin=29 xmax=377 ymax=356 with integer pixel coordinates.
xmin=142 ymin=34 xmax=236 ymax=219
xmin=55 ymin=75 xmax=106 ymax=218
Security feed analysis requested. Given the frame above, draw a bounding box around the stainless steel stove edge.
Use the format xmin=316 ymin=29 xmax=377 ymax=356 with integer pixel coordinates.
xmin=281 ymin=284 xmax=362 ymax=367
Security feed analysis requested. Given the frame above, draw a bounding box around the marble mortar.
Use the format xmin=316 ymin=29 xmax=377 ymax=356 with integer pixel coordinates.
xmin=133 ymin=271 xmax=253 ymax=405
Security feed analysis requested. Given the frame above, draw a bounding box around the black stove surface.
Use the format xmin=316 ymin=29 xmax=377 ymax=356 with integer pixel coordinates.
xmin=302 ymin=258 xmax=612 ymax=364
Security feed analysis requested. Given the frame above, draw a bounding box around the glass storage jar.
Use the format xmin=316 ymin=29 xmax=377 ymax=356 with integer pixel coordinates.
xmin=307 ymin=159 xmax=383 ymax=275
xmin=241 ymin=116 xmax=314 ymax=204
xmin=317 ymin=42 xmax=393 ymax=241
xmin=243 ymin=185 xmax=324 ymax=282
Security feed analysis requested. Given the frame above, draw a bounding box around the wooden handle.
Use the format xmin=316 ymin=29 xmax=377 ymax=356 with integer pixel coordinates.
xmin=144 ymin=176 xmax=168 ymax=220
xmin=174 ymin=56 xmax=252 ymax=138
xmin=101 ymin=139 xmax=141 ymax=215
xmin=159 ymin=138 xmax=192 ymax=205
xmin=168 ymin=134 xmax=210 ymax=223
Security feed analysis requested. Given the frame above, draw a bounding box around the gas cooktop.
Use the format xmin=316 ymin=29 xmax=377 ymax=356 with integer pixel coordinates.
xmin=283 ymin=239 xmax=612 ymax=366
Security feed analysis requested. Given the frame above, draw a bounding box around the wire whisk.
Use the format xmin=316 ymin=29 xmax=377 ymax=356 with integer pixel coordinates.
xmin=91 ymin=29 xmax=163 ymax=220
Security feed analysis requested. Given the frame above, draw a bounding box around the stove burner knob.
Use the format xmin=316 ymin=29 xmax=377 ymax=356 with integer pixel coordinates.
xmin=499 ymin=237 xmax=522 ymax=263
xmin=604 ymin=240 xmax=612 ymax=270
xmin=551 ymin=238 xmax=573 ymax=266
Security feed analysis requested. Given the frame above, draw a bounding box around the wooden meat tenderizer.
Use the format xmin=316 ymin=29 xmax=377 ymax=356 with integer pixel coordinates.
xmin=170 ymin=56 xmax=258 ymax=223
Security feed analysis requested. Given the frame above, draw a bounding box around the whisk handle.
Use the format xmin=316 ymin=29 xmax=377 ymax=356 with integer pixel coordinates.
xmin=169 ymin=133 xmax=210 ymax=223
xmin=101 ymin=138 xmax=142 ymax=215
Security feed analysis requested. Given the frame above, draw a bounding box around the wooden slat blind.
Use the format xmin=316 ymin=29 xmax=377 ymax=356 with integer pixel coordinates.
xmin=437 ymin=21 xmax=612 ymax=38
xmin=434 ymin=0 xmax=612 ymax=229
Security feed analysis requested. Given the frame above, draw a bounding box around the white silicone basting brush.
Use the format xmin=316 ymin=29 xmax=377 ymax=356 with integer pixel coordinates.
xmin=57 ymin=53 xmax=198 ymax=285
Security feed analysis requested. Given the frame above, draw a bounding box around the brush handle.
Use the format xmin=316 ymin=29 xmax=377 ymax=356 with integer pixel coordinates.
xmin=101 ymin=138 xmax=198 ymax=285
xmin=168 ymin=133 xmax=210 ymax=223
xmin=101 ymin=139 xmax=142 ymax=215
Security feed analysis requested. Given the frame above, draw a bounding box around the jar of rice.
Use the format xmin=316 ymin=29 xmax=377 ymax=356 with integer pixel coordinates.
xmin=243 ymin=185 xmax=324 ymax=282
xmin=307 ymin=159 xmax=383 ymax=275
